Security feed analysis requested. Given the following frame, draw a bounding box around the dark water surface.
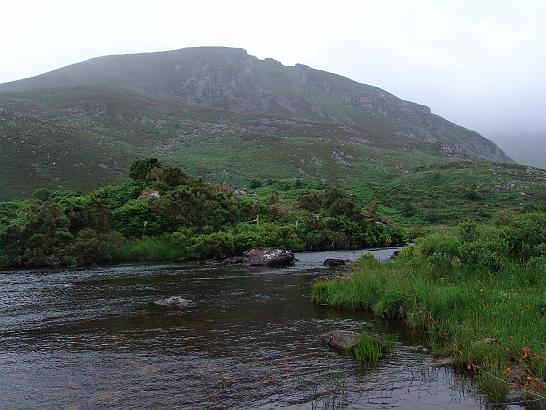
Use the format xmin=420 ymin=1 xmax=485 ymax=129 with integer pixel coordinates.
xmin=0 ymin=249 xmax=490 ymax=409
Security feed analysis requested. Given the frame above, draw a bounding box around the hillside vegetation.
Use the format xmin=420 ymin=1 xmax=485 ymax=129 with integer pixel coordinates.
xmin=0 ymin=47 xmax=511 ymax=200
xmin=358 ymin=161 xmax=546 ymax=225
xmin=0 ymin=159 xmax=403 ymax=268
xmin=253 ymin=161 xmax=546 ymax=226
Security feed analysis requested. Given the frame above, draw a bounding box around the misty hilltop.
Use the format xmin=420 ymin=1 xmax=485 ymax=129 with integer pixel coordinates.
xmin=0 ymin=46 xmax=512 ymax=198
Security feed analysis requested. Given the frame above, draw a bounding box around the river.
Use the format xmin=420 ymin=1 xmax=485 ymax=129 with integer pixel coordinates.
xmin=0 ymin=248 xmax=493 ymax=409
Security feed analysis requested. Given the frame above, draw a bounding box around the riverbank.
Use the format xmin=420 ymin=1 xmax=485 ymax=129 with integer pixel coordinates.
xmin=312 ymin=216 xmax=546 ymax=405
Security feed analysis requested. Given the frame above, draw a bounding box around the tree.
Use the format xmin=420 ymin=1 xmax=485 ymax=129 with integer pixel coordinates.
xmin=249 ymin=179 xmax=262 ymax=189
xmin=0 ymin=200 xmax=74 ymax=266
xmin=149 ymin=166 xmax=188 ymax=186
xmin=129 ymin=158 xmax=161 ymax=180
xmin=295 ymin=191 xmax=323 ymax=213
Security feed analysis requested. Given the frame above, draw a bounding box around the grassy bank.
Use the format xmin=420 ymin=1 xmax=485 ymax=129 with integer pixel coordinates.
xmin=312 ymin=214 xmax=545 ymax=404
xmin=352 ymin=331 xmax=394 ymax=365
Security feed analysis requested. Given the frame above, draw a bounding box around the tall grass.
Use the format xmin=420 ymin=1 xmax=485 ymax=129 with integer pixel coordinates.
xmin=312 ymin=254 xmax=546 ymax=403
xmin=116 ymin=237 xmax=185 ymax=262
xmin=352 ymin=331 xmax=394 ymax=365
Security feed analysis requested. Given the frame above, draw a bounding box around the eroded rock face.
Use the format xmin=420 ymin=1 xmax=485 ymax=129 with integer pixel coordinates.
xmin=320 ymin=330 xmax=360 ymax=351
xmin=323 ymin=258 xmax=346 ymax=268
xmin=226 ymin=248 xmax=295 ymax=267
xmin=153 ymin=296 xmax=190 ymax=308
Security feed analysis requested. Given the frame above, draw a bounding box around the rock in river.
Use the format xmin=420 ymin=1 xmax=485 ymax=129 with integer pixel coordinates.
xmin=323 ymin=258 xmax=346 ymax=267
xmin=154 ymin=296 xmax=191 ymax=308
xmin=389 ymin=250 xmax=400 ymax=260
xmin=431 ymin=357 xmax=455 ymax=368
xmin=320 ymin=330 xmax=360 ymax=351
xmin=226 ymin=248 xmax=295 ymax=267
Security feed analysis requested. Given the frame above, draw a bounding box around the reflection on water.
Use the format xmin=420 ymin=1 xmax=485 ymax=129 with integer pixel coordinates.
xmin=0 ymin=248 xmax=488 ymax=409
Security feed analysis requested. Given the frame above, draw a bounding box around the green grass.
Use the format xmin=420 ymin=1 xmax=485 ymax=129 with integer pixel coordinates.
xmin=372 ymin=162 xmax=546 ymax=224
xmin=352 ymin=331 xmax=394 ymax=365
xmin=116 ymin=237 xmax=186 ymax=262
xmin=312 ymin=254 xmax=546 ymax=403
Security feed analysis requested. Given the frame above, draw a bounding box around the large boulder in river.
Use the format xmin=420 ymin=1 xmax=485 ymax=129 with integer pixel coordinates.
xmin=154 ymin=296 xmax=191 ymax=308
xmin=323 ymin=258 xmax=346 ymax=267
xmin=320 ymin=330 xmax=360 ymax=351
xmin=226 ymin=248 xmax=295 ymax=267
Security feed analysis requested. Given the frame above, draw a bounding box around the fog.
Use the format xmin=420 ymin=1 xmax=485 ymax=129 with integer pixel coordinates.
xmin=1 ymin=0 xmax=545 ymax=167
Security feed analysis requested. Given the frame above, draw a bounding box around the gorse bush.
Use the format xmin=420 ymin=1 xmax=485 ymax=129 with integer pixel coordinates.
xmin=0 ymin=200 xmax=74 ymax=266
xmin=71 ymin=229 xmax=124 ymax=265
xmin=229 ymin=223 xmax=305 ymax=254
xmin=404 ymin=211 xmax=546 ymax=273
xmin=0 ymin=159 xmax=403 ymax=267
xmin=129 ymin=157 xmax=161 ymax=180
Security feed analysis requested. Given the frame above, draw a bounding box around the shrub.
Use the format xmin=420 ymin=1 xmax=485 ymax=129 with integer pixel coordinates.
xmin=112 ymin=200 xmax=163 ymax=237
xmin=0 ymin=200 xmax=74 ymax=267
xmin=129 ymin=158 xmax=161 ymax=180
xmin=411 ymin=212 xmax=545 ymax=273
xmin=188 ymin=231 xmax=235 ymax=259
xmin=249 ymin=179 xmax=262 ymax=189
xmin=71 ymin=229 xmax=124 ymax=265
xmin=231 ymin=223 xmax=304 ymax=253
xmin=148 ymin=166 xmax=189 ymax=186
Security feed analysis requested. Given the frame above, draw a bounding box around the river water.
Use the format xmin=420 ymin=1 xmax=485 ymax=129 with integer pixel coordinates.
xmin=0 ymin=248 xmax=491 ymax=409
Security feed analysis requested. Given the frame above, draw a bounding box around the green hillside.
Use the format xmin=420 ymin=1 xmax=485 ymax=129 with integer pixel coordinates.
xmin=0 ymin=159 xmax=404 ymax=268
xmin=0 ymin=47 xmax=512 ymax=200
xmin=363 ymin=161 xmax=546 ymax=224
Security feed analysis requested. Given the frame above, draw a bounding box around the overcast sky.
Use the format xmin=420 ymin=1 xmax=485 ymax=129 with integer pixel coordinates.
xmin=1 ymin=0 xmax=545 ymax=165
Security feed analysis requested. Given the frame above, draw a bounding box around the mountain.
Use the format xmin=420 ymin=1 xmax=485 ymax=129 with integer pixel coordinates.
xmin=0 ymin=47 xmax=511 ymax=199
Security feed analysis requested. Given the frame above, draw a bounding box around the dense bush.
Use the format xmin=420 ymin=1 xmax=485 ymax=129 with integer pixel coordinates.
xmin=129 ymin=157 xmax=161 ymax=180
xmin=71 ymin=229 xmax=124 ymax=265
xmin=113 ymin=200 xmax=164 ymax=237
xmin=0 ymin=200 xmax=74 ymax=267
xmin=404 ymin=211 xmax=546 ymax=272
xmin=187 ymin=231 xmax=235 ymax=259
xmin=0 ymin=159 xmax=404 ymax=268
xmin=230 ymin=223 xmax=304 ymax=253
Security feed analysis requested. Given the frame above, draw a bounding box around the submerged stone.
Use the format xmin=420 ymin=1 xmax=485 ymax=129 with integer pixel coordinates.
xmin=408 ymin=345 xmax=429 ymax=353
xmin=320 ymin=330 xmax=360 ymax=350
xmin=323 ymin=258 xmax=346 ymax=267
xmin=431 ymin=357 xmax=455 ymax=367
xmin=471 ymin=337 xmax=499 ymax=347
xmin=154 ymin=296 xmax=191 ymax=308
